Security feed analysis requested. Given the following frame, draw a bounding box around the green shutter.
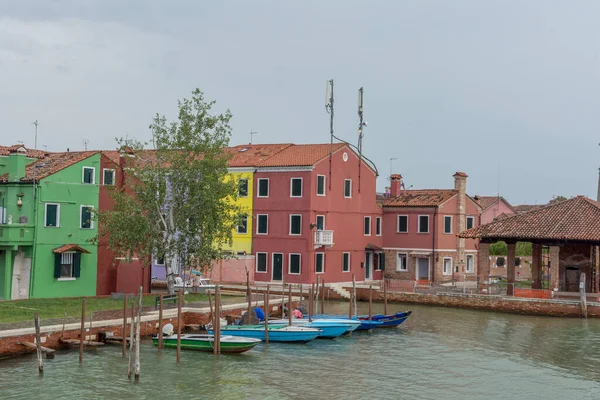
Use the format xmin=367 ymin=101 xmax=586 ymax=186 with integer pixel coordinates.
xmin=54 ymin=253 xmax=62 ymax=278
xmin=73 ymin=253 xmax=81 ymax=278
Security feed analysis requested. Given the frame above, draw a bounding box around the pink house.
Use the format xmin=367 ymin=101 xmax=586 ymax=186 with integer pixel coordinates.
xmin=252 ymin=143 xmax=383 ymax=285
xmin=381 ymin=173 xmax=481 ymax=283
xmin=474 ymin=196 xmax=516 ymax=225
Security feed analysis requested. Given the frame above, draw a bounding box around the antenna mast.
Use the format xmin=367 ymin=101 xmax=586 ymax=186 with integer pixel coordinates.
xmin=82 ymin=139 xmax=89 ymax=151
xmin=325 ymin=79 xmax=334 ymax=190
xmin=357 ymin=87 xmax=366 ymax=193
xmin=249 ymin=130 xmax=258 ymax=145
xmin=32 ymin=120 xmax=39 ymax=149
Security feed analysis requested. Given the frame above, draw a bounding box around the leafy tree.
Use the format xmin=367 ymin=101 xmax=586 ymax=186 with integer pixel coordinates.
xmin=95 ymin=89 xmax=241 ymax=294
xmin=548 ymin=195 xmax=568 ymax=205
xmin=489 ymin=241 xmax=532 ymax=256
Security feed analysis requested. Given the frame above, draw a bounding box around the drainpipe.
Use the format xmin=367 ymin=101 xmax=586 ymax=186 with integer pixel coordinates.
xmin=432 ymin=207 xmax=437 ymax=283
xmin=29 ymin=183 xmax=40 ymax=298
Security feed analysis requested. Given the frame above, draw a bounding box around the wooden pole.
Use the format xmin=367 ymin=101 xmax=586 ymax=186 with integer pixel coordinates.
xmin=315 ymin=275 xmax=320 ymax=313
xmin=321 ymin=280 xmax=325 ymax=314
xmin=308 ymin=286 xmax=313 ymax=322
xmin=348 ymin=289 xmax=353 ymax=319
xmin=383 ymin=278 xmax=388 ymax=315
xmin=580 ymin=272 xmax=588 ymax=318
xmin=311 ymin=283 xmax=315 ymax=316
xmin=264 ymin=292 xmax=269 ymax=344
xmin=122 ymin=294 xmax=128 ymax=357
xmin=128 ymin=302 xmax=135 ymax=379
xmin=79 ymin=298 xmax=86 ymax=363
xmin=299 ymin=284 xmax=303 ymax=306
xmin=158 ymin=294 xmax=164 ymax=349
xmin=34 ymin=312 xmax=43 ymax=374
xmin=134 ymin=286 xmax=142 ymax=381
xmin=176 ymin=290 xmax=182 ymax=363
xmin=352 ymin=274 xmax=357 ymax=318
xmin=368 ymin=284 xmax=373 ymax=321
xmin=288 ymin=284 xmax=292 ymax=326
xmin=209 ymin=289 xmax=216 ymax=356
xmin=215 ymin=286 xmax=221 ymax=355
xmin=246 ymin=269 xmax=252 ymax=324
xmin=281 ymin=281 xmax=285 ymax=318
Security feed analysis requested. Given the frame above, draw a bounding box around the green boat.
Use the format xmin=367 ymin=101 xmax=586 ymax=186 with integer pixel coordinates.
xmin=152 ymin=334 xmax=261 ymax=354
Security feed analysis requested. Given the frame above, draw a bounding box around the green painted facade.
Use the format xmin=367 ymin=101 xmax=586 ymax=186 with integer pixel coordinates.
xmin=0 ymin=152 xmax=100 ymax=299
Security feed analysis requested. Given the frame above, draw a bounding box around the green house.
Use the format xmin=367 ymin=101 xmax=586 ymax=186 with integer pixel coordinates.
xmin=0 ymin=146 xmax=100 ymax=299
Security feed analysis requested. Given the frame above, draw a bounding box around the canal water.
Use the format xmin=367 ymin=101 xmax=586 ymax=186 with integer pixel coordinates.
xmin=1 ymin=301 xmax=600 ymax=400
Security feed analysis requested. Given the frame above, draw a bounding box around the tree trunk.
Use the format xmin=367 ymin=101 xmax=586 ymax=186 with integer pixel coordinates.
xmin=134 ymin=286 xmax=142 ymax=380
xmin=164 ymin=233 xmax=177 ymax=295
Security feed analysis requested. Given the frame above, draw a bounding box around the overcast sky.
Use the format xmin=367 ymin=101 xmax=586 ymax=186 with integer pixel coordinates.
xmin=1 ymin=1 xmax=599 ymax=204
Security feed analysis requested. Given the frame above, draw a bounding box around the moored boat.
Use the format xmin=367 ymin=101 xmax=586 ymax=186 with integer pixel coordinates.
xmin=264 ymin=320 xmax=351 ymax=338
xmin=210 ymin=324 xmax=321 ymax=343
xmin=358 ymin=311 xmax=412 ymax=328
xmin=310 ymin=314 xmax=384 ymax=331
xmin=151 ymin=334 xmax=261 ymax=353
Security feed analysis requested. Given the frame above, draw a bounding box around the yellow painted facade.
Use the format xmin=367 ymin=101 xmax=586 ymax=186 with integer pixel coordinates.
xmin=223 ymin=171 xmax=253 ymax=255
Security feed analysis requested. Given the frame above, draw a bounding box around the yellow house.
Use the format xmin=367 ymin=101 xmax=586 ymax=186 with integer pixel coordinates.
xmin=223 ymin=170 xmax=253 ymax=255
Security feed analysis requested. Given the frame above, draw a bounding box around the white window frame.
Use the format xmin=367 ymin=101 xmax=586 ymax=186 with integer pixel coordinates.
xmin=316 ymin=174 xmax=326 ymax=196
xmin=44 ymin=203 xmax=60 ymax=228
xmin=316 ymin=215 xmax=325 ymax=231
xmin=256 ymin=214 xmax=268 ymax=235
xmin=59 ymin=252 xmax=75 ymax=279
xmin=256 ymin=252 xmax=268 ymax=273
xmin=82 ymin=167 xmax=95 ymax=184
xmin=364 ymin=216 xmax=371 ymax=236
xmin=397 ymin=215 xmax=408 ymax=233
xmin=154 ymin=255 xmax=165 ymax=266
xmin=290 ymin=177 xmax=303 ymax=198
xmin=376 ymin=217 xmax=382 ymax=236
xmin=443 ymin=257 xmax=453 ymax=276
xmin=396 ymin=253 xmax=408 ymax=271
xmin=238 ymin=178 xmax=249 ymax=198
xmin=289 ymin=214 xmax=302 ymax=236
xmin=444 ymin=215 xmax=452 ymax=234
xmin=466 ymin=216 xmax=475 ymax=230
xmin=315 ymin=252 xmax=325 ymax=274
xmin=257 ymin=178 xmax=269 ymax=198
xmin=236 ymin=214 xmax=249 ymax=234
xmin=344 ymin=179 xmax=352 ymax=198
xmin=418 ymin=215 xmax=429 ymax=233
xmin=466 ymin=254 xmax=474 ymax=273
xmin=342 ymin=252 xmax=350 ymax=273
xmin=80 ymin=205 xmax=94 ymax=229
xmin=288 ymin=253 xmax=301 ymax=275
xmin=102 ymin=168 xmax=115 ymax=186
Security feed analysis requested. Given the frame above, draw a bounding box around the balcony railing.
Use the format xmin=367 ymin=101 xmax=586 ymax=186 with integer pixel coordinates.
xmin=314 ymin=230 xmax=334 ymax=248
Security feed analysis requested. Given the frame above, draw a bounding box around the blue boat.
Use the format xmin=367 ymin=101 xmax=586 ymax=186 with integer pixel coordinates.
xmin=209 ymin=324 xmax=321 ymax=343
xmin=359 ymin=311 xmax=412 ymax=328
xmin=311 ymin=314 xmax=384 ymax=331
xmin=265 ymin=319 xmax=350 ymax=339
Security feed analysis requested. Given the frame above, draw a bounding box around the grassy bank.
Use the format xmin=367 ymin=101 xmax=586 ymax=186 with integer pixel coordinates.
xmin=0 ymin=293 xmax=208 ymax=324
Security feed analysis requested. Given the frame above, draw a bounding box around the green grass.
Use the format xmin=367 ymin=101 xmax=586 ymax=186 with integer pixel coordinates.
xmin=0 ymin=293 xmax=208 ymax=324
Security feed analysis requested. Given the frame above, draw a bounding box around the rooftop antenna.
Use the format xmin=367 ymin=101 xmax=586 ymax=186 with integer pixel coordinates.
xmin=249 ymin=130 xmax=258 ymax=145
xmin=43 ymin=145 xmax=47 ymax=152
xmin=82 ymin=139 xmax=89 ymax=151
xmin=32 ymin=120 xmax=39 ymax=149
xmin=357 ymin=87 xmax=366 ymax=193
xmin=325 ymin=79 xmax=334 ymax=190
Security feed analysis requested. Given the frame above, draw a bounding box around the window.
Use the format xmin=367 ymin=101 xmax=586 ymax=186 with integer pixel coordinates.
xmin=82 ymin=167 xmax=95 ymax=184
xmin=364 ymin=216 xmax=371 ymax=236
xmin=444 ymin=216 xmax=452 ymax=234
xmin=496 ymin=257 xmax=505 ymax=267
xmin=377 ymin=252 xmax=386 ymax=270
xmin=289 ymin=253 xmax=301 ymax=274
xmin=316 ymin=253 xmax=324 ymax=274
xmin=342 ymin=253 xmax=350 ymax=272
xmin=466 ymin=216 xmax=475 ymax=230
xmin=376 ymin=217 xmax=382 ymax=236
xmin=45 ymin=203 xmax=60 ymax=227
xmin=154 ymin=255 xmax=165 ymax=265
xmin=344 ymin=179 xmax=352 ymax=198
xmin=256 ymin=214 xmax=268 ymax=235
xmin=316 ymin=215 xmax=325 ymax=230
xmin=80 ymin=206 xmax=93 ymax=229
xmin=257 ymin=179 xmax=269 ymax=197
xmin=256 ymin=253 xmax=268 ymax=273
xmin=317 ymin=175 xmax=326 ymax=196
xmin=290 ymin=178 xmax=303 ymax=197
xmin=396 ymin=253 xmax=408 ymax=271
xmin=397 ymin=215 xmax=408 ymax=233
xmin=418 ymin=215 xmax=429 ymax=233
xmin=443 ymin=257 xmax=452 ymax=275
xmin=103 ymin=169 xmax=115 ymax=185
xmin=237 ymin=214 xmax=248 ymax=234
xmin=54 ymin=252 xmax=81 ymax=279
xmin=466 ymin=254 xmax=474 ymax=273
xmin=290 ymin=214 xmax=302 ymax=235
xmin=238 ymin=179 xmax=249 ymax=197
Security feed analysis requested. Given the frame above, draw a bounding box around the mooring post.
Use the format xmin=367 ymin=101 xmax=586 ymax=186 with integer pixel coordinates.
xmin=383 ymin=278 xmax=388 ymax=316
xmin=176 ymin=290 xmax=182 ymax=363
xmin=264 ymin=292 xmax=269 ymax=344
xmin=352 ymin=274 xmax=357 ymax=318
xmin=34 ymin=312 xmax=43 ymax=374
xmin=79 ymin=298 xmax=86 ymax=364
xmin=122 ymin=294 xmax=128 ymax=357
xmin=209 ymin=289 xmax=216 ymax=356
xmin=215 ymin=286 xmax=221 ymax=355
xmin=348 ymin=290 xmax=353 ymax=319
xmin=299 ymin=284 xmax=303 ymax=306
xmin=128 ymin=302 xmax=135 ymax=379
xmin=321 ymin=280 xmax=325 ymax=314
xmin=288 ymin=284 xmax=293 ymax=326
xmin=308 ymin=286 xmax=313 ymax=322
xmin=580 ymin=272 xmax=588 ymax=318
xmin=315 ymin=275 xmax=320 ymax=313
xmin=369 ymin=285 xmax=373 ymax=321
xmin=158 ymin=293 xmax=164 ymax=349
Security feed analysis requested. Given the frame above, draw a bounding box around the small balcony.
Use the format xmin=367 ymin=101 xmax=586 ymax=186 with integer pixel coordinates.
xmin=314 ymin=230 xmax=334 ymax=248
xmin=0 ymin=224 xmax=35 ymax=245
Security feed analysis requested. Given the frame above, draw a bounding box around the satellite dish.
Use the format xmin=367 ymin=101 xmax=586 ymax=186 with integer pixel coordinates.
xmin=162 ymin=323 xmax=174 ymax=336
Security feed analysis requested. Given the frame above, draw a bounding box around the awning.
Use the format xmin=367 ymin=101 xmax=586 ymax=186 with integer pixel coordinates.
xmin=53 ymin=244 xmax=91 ymax=254
xmin=365 ymin=243 xmax=383 ymax=251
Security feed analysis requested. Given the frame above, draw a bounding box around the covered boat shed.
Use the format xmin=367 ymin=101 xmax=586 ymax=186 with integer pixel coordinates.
xmin=460 ymin=196 xmax=600 ymax=295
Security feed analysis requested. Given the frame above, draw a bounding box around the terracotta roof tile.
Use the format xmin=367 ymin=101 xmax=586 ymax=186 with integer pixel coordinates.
xmin=513 ymin=204 xmax=545 ymax=213
xmin=101 ymin=150 xmax=121 ymax=165
xmin=256 ymin=143 xmax=347 ymax=167
xmin=0 ymin=151 xmax=98 ymax=182
xmin=474 ymin=196 xmax=500 ymax=210
xmin=53 ymin=244 xmax=91 ymax=254
xmin=383 ymin=189 xmax=457 ymax=207
xmin=460 ymin=196 xmax=600 ymax=242
xmin=224 ymin=144 xmax=293 ymax=168
xmin=0 ymin=145 xmax=49 ymax=159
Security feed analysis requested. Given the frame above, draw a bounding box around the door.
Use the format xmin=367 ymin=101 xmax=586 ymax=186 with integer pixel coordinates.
xmin=365 ymin=251 xmax=372 ymax=281
xmin=565 ymin=267 xmax=580 ymax=292
xmin=272 ymin=253 xmax=283 ymax=282
xmin=417 ymin=257 xmax=430 ymax=281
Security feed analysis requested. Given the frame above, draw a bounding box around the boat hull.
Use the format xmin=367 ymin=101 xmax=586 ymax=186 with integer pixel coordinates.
xmin=359 ymin=311 xmax=412 ymax=328
xmin=264 ymin=320 xmax=350 ymax=338
xmin=211 ymin=324 xmax=321 ymax=343
xmin=151 ymin=334 xmax=260 ymax=354
xmin=311 ymin=314 xmax=384 ymax=331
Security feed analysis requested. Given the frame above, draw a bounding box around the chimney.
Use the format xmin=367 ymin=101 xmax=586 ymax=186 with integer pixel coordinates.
xmin=8 ymin=147 xmax=27 ymax=182
xmin=454 ymin=172 xmax=468 ymax=271
xmin=390 ymin=174 xmax=402 ymax=197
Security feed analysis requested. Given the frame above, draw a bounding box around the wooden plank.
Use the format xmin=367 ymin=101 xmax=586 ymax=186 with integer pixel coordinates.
xmin=60 ymin=338 xmax=104 ymax=347
xmin=19 ymin=341 xmax=55 ymax=353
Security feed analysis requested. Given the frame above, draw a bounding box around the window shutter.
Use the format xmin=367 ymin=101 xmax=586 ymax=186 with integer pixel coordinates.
xmin=54 ymin=253 xmax=62 ymax=278
xmin=380 ymin=253 xmax=386 ymax=270
xmin=73 ymin=253 xmax=82 ymax=278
